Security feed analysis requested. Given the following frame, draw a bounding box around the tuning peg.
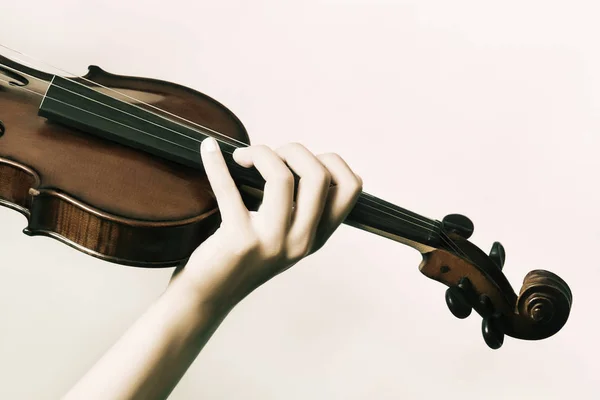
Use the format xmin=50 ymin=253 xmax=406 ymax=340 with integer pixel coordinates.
xmin=442 ymin=214 xmax=474 ymax=239
xmin=478 ymin=295 xmax=495 ymax=318
xmin=445 ymin=287 xmax=471 ymax=319
xmin=489 ymin=242 xmax=505 ymax=270
xmin=445 ymin=278 xmax=473 ymax=319
xmin=482 ymin=315 xmax=504 ymax=349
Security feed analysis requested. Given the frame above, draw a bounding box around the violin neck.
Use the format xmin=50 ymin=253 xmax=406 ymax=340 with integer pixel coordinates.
xmin=37 ymin=75 xmax=442 ymax=252
xmin=345 ymin=194 xmax=441 ymax=252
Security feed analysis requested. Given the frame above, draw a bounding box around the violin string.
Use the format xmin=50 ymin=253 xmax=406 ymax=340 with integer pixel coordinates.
xmin=357 ymin=193 xmax=473 ymax=262
xmin=0 ymin=77 xmax=202 ymax=153
xmin=0 ymin=53 xmax=444 ymax=232
xmin=2 ymin=72 xmax=442 ymax=238
xmin=0 ymin=76 xmax=473 ymax=265
xmin=0 ymin=46 xmax=471 ymax=249
xmin=0 ymin=62 xmax=473 ymax=263
xmin=0 ymin=62 xmax=242 ymax=152
xmin=0 ymin=44 xmax=249 ymax=148
xmin=0 ymin=74 xmax=471 ymax=262
xmin=341 ymin=201 xmax=470 ymax=269
xmin=0 ymin=64 xmax=440 ymax=230
xmin=354 ymin=198 xmax=471 ymax=261
xmin=1 ymin=49 xmax=471 ymax=256
xmin=0 ymin=73 xmax=473 ymax=263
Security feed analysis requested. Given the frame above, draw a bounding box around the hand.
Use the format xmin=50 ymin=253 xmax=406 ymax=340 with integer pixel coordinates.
xmin=63 ymin=138 xmax=361 ymax=400
xmin=169 ymin=137 xmax=362 ymax=310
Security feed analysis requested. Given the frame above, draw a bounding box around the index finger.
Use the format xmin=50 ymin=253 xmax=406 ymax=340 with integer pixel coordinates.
xmin=201 ymin=137 xmax=249 ymax=224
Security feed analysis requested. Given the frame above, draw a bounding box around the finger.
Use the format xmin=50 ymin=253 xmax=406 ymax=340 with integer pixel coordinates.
xmin=314 ymin=153 xmax=362 ymax=241
xmin=233 ymin=145 xmax=294 ymax=233
xmin=201 ymin=137 xmax=249 ymax=223
xmin=275 ymin=143 xmax=331 ymax=252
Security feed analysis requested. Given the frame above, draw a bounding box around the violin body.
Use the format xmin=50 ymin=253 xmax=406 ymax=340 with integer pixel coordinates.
xmin=0 ymin=56 xmax=243 ymax=267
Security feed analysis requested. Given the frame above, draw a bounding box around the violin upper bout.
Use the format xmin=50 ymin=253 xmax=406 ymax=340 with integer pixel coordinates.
xmin=74 ymin=63 xmax=250 ymax=144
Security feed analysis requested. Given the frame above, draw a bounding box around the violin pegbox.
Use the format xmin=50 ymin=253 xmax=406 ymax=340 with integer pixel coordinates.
xmin=420 ymin=214 xmax=572 ymax=349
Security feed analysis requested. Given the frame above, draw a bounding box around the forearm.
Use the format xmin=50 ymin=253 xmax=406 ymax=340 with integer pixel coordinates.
xmin=62 ymin=281 xmax=231 ymax=400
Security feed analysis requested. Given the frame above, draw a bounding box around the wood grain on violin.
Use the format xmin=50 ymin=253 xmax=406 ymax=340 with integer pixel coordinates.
xmin=0 ymin=49 xmax=572 ymax=349
xmin=0 ymin=55 xmax=244 ymax=266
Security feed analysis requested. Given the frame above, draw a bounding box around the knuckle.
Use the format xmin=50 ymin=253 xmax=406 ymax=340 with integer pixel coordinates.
xmin=353 ymin=174 xmax=363 ymax=192
xmin=320 ymin=152 xmax=343 ymax=163
xmin=277 ymin=142 xmax=304 ymax=155
xmin=337 ymin=173 xmax=363 ymax=197
xmin=263 ymin=242 xmax=284 ymax=260
xmin=314 ymin=168 xmax=331 ymax=188
xmin=289 ymin=142 xmax=306 ymax=151
xmin=256 ymin=233 xmax=286 ymax=261
xmin=254 ymin=144 xmax=272 ymax=154
xmin=273 ymin=169 xmax=294 ymax=185
xmin=289 ymin=237 xmax=312 ymax=260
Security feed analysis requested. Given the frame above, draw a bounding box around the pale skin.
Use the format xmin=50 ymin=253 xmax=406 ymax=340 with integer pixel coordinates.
xmin=62 ymin=137 xmax=362 ymax=400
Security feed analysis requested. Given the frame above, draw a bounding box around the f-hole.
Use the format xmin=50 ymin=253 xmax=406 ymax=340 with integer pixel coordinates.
xmin=0 ymin=65 xmax=29 ymax=87
xmin=0 ymin=120 xmax=5 ymax=137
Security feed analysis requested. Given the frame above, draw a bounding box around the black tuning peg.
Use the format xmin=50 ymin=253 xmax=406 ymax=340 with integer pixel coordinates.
xmin=489 ymin=242 xmax=505 ymax=270
xmin=441 ymin=214 xmax=474 ymax=239
xmin=445 ymin=278 xmax=473 ymax=319
xmin=482 ymin=315 xmax=504 ymax=349
xmin=478 ymin=294 xmax=495 ymax=319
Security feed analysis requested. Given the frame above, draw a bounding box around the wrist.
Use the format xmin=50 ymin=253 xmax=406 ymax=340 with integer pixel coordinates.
xmin=163 ymin=276 xmax=236 ymax=325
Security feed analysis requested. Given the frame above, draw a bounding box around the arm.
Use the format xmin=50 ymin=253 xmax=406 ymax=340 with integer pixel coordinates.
xmin=62 ymin=138 xmax=362 ymax=400
xmin=61 ymin=278 xmax=230 ymax=400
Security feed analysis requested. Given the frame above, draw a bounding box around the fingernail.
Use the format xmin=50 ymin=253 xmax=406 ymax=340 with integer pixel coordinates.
xmin=202 ymin=137 xmax=218 ymax=152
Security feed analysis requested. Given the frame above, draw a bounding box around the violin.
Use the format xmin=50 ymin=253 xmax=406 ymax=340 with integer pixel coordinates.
xmin=0 ymin=45 xmax=572 ymax=350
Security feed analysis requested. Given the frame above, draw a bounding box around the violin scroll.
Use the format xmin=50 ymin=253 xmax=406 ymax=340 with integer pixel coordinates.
xmin=513 ymin=270 xmax=572 ymax=340
xmin=419 ymin=214 xmax=572 ymax=349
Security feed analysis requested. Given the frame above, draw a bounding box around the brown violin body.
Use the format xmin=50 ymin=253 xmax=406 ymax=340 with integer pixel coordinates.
xmin=0 ymin=56 xmax=244 ymax=267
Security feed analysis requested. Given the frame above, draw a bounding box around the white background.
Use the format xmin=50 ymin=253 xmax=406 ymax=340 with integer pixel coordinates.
xmin=1 ymin=1 xmax=598 ymax=399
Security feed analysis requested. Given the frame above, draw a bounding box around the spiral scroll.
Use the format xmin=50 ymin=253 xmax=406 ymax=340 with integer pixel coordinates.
xmin=419 ymin=239 xmax=573 ymax=348
xmin=511 ymin=270 xmax=573 ymax=340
